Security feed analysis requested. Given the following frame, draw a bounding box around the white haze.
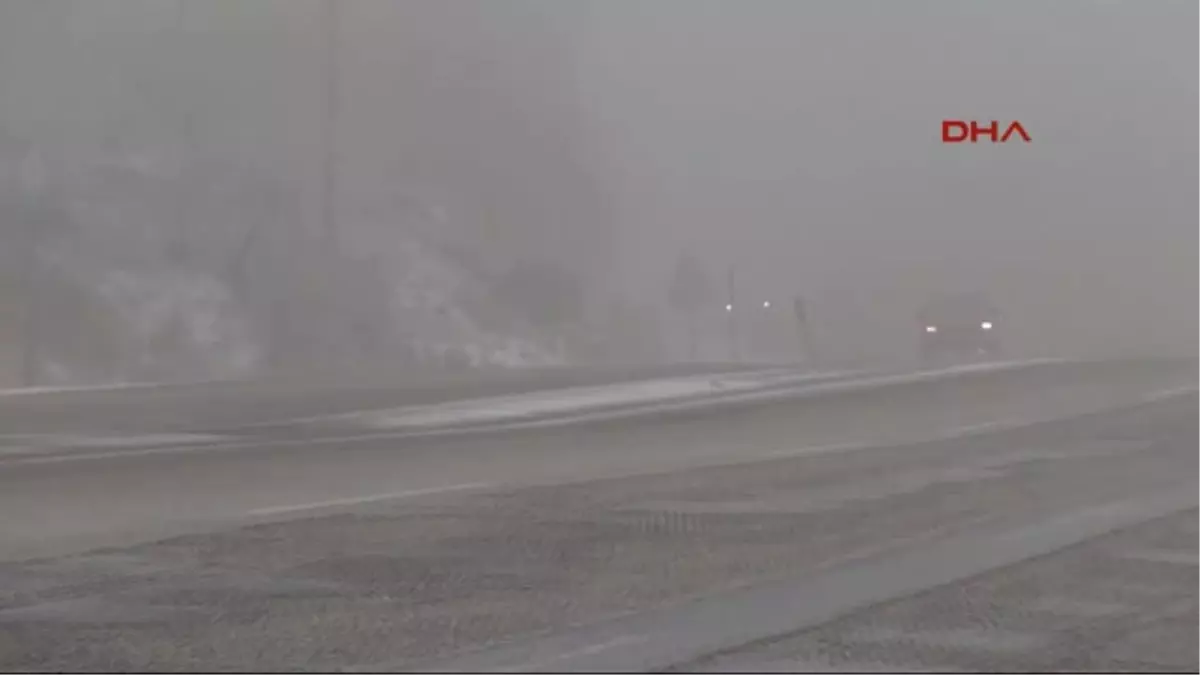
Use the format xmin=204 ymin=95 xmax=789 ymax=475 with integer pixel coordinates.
xmin=0 ymin=1 xmax=1194 ymax=384
xmin=577 ymin=0 xmax=1197 ymax=361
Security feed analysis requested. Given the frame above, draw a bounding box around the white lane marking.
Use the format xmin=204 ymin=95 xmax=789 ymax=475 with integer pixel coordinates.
xmin=1025 ymin=597 xmax=1129 ymax=618
xmin=758 ymin=422 xmax=1031 ymax=464
xmin=0 ymin=380 xmax=197 ymax=397
xmin=0 ymin=433 xmax=228 ymax=449
xmin=1140 ymin=385 xmax=1199 ymax=403
xmin=944 ymin=420 xmax=1009 ymax=436
xmin=759 ymin=442 xmax=869 ymax=460
xmin=746 ymin=657 xmax=951 ymax=673
xmin=498 ymin=635 xmax=649 ymax=673
xmin=847 ymin=627 xmax=1045 ymax=652
xmin=1116 ymin=549 xmax=1199 ymax=566
xmin=246 ymin=482 xmax=488 ymax=517
xmin=0 ymin=440 xmax=294 ymax=466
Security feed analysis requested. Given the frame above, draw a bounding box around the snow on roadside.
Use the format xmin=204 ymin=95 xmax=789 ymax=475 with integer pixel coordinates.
xmin=97 ymin=268 xmax=261 ymax=380
xmin=0 ymin=433 xmax=227 ymax=449
xmin=379 ymin=238 xmax=563 ymax=368
xmin=355 ymin=369 xmax=839 ymax=429
xmin=338 ymin=359 xmax=1063 ymax=432
xmin=0 ymin=380 xmax=180 ymax=397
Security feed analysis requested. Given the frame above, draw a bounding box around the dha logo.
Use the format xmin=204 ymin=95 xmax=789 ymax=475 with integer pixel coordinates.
xmin=942 ymin=120 xmax=1031 ymax=144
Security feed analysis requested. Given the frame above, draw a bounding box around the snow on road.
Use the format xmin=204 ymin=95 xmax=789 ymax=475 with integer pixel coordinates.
xmin=354 ymin=369 xmax=844 ymax=429
xmin=352 ymin=360 xmax=1063 ymax=431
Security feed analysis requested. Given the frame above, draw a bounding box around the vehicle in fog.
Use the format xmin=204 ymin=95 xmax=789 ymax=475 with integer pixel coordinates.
xmin=917 ymin=291 xmax=1003 ymax=363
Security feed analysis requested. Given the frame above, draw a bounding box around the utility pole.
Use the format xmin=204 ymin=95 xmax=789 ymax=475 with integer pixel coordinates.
xmin=726 ymin=265 xmax=740 ymax=362
xmin=686 ymin=312 xmax=697 ymax=361
xmin=172 ymin=0 xmax=194 ymax=264
xmin=15 ymin=154 xmax=48 ymax=388
xmin=18 ymin=214 xmax=39 ymax=387
xmin=793 ymin=295 xmax=816 ymax=366
xmin=319 ymin=0 xmax=341 ymax=247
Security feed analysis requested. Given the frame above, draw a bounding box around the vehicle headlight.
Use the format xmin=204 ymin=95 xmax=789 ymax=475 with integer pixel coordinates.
xmin=925 ymin=325 xmax=938 ymax=333
xmin=980 ymin=321 xmax=993 ymax=330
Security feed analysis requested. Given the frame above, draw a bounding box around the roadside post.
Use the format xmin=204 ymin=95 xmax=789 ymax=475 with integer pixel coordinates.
xmin=793 ymin=295 xmax=816 ymax=366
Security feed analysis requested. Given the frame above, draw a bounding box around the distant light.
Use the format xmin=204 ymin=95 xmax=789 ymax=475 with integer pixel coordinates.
xmin=762 ymin=300 xmax=771 ymax=309
xmin=725 ymin=304 xmax=734 ymax=312
xmin=925 ymin=325 xmax=938 ymax=333
xmin=980 ymin=321 xmax=993 ymax=330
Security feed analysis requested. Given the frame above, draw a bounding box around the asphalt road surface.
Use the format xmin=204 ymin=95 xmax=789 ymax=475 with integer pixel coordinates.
xmin=0 ymin=359 xmax=1194 ymax=672
xmin=677 ymin=509 xmax=1198 ymax=673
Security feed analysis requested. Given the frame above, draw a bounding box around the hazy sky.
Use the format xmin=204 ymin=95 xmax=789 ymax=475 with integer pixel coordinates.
xmin=2 ymin=1 xmax=1195 ymax=363
xmin=573 ymin=0 xmax=1196 ymax=357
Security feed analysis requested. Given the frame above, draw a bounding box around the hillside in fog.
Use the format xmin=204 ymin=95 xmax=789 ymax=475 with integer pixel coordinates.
xmin=0 ymin=1 xmax=645 ymax=386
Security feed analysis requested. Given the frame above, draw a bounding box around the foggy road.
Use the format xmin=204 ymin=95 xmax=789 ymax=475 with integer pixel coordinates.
xmin=0 ymin=359 xmax=1189 ymax=560
xmin=0 ymin=359 xmax=1194 ymax=671
xmin=1 ymin=2 xmax=1195 ymax=672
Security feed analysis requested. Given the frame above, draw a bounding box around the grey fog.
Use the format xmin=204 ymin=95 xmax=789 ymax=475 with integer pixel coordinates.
xmin=0 ymin=0 xmax=1194 ymax=385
